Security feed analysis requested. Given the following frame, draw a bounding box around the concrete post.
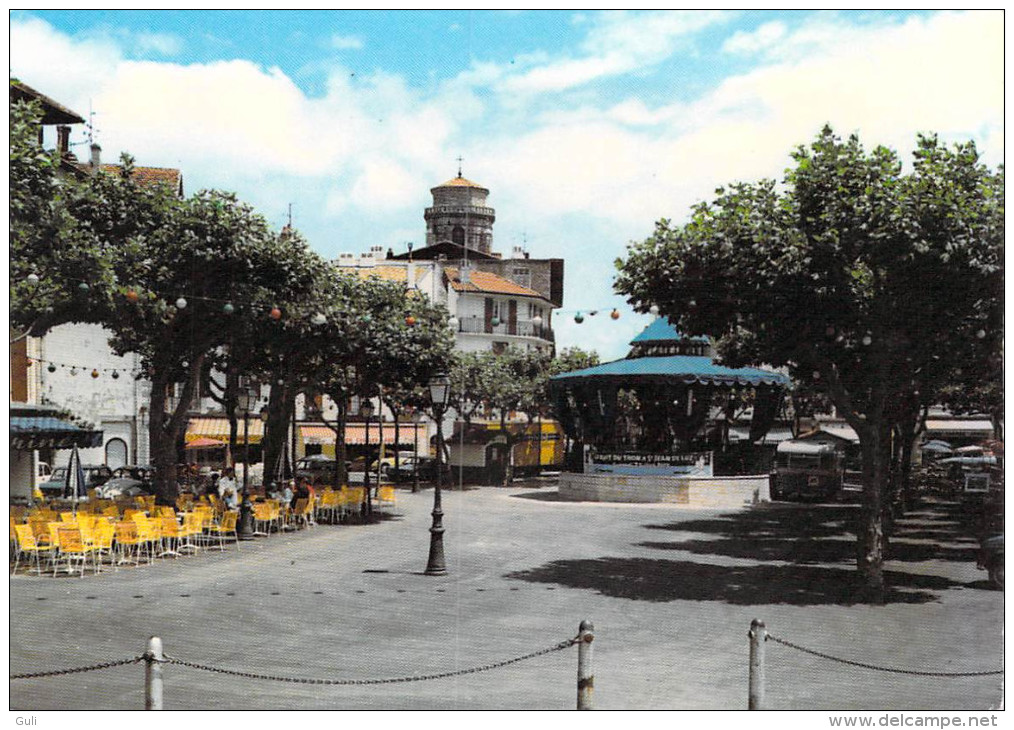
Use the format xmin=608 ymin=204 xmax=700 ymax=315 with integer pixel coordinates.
xmin=145 ymin=635 xmax=164 ymax=710
xmin=748 ymin=619 xmax=766 ymax=710
xmin=577 ymin=620 xmax=594 ymax=710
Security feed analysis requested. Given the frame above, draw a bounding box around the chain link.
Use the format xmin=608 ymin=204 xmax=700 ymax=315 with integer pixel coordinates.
xmin=767 ymin=634 xmax=1003 ymax=677
xmin=10 ymin=655 xmax=146 ymax=680
xmin=161 ymin=637 xmax=580 ymax=685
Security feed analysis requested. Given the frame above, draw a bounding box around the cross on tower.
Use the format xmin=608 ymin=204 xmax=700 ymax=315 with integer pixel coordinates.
xmin=456 ymin=155 xmax=464 ymax=178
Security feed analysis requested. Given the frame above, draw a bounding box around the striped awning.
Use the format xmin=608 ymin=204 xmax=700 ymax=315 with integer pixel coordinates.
xmin=186 ymin=417 xmax=264 ymax=445
xmin=299 ymin=423 xmax=425 ymax=446
xmin=10 ymin=415 xmax=103 ymax=450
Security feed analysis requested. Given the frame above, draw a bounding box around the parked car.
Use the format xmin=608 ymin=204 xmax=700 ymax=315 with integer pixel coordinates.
xmin=369 ymin=451 xmax=415 ymax=476
xmin=112 ymin=465 xmax=155 ymax=485
xmin=387 ymin=456 xmax=449 ymax=484
xmin=295 ymin=455 xmax=340 ymax=485
xmin=769 ymin=441 xmax=844 ymax=502
xmin=38 ymin=464 xmax=113 ymax=498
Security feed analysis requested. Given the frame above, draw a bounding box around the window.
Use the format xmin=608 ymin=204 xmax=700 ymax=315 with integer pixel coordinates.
xmin=512 ymin=267 xmax=531 ymax=288
xmin=452 ymin=226 xmax=465 ymax=245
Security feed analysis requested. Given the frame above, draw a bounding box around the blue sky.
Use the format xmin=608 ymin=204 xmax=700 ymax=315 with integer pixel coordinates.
xmin=9 ymin=10 xmax=1004 ymax=360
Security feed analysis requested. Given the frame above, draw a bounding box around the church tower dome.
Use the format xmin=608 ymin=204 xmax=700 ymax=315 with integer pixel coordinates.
xmin=424 ymin=164 xmax=496 ymax=254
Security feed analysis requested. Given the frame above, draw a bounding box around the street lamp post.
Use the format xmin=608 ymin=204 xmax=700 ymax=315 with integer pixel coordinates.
xmin=236 ymin=385 xmax=259 ymax=541
xmin=360 ymin=400 xmax=375 ymax=518
xmin=412 ymin=409 xmax=421 ymax=494
xmin=425 ymin=373 xmax=450 ymax=576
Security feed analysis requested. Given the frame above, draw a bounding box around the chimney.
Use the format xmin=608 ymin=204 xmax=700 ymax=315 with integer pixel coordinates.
xmin=512 ymin=245 xmax=525 ymax=259
xmin=89 ymin=143 xmax=102 ymax=173
xmin=56 ymin=126 xmax=71 ymax=157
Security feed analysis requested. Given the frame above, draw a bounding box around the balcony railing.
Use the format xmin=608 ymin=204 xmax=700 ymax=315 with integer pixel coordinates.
xmin=457 ymin=317 xmax=554 ymax=342
xmin=425 ymin=205 xmax=496 ymax=218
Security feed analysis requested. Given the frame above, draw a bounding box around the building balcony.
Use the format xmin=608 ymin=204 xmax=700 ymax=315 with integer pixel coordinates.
xmin=457 ymin=316 xmax=555 ymax=343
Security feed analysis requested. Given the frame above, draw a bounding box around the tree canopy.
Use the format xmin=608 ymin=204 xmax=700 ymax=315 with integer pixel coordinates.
xmin=615 ymin=127 xmax=1003 ymax=598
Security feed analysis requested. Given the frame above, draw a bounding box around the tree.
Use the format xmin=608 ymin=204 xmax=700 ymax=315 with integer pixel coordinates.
xmin=9 ymin=95 xmax=113 ymax=341
xmin=615 ymin=127 xmax=1003 ymax=600
xmin=69 ymin=170 xmax=286 ymax=504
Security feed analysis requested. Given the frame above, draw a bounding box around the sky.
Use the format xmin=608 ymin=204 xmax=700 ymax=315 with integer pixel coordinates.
xmin=9 ymin=10 xmax=1005 ymax=361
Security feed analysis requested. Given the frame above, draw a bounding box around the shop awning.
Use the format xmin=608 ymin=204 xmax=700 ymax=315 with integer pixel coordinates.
xmin=925 ymin=419 xmax=994 ymax=437
xmin=299 ymin=423 xmax=426 ymax=446
xmin=10 ymin=403 xmax=103 ymax=450
xmin=186 ymin=417 xmax=264 ymax=445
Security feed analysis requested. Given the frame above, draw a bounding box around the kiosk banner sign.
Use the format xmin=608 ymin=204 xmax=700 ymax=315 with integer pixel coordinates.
xmin=589 ymin=450 xmax=713 ymax=476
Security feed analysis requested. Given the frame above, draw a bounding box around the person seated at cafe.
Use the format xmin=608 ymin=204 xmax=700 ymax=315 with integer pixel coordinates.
xmin=293 ymin=478 xmax=310 ymax=508
xmin=281 ymin=481 xmax=294 ymax=507
xmin=222 ymin=486 xmax=239 ymax=510
xmin=217 ymin=468 xmax=236 ymax=500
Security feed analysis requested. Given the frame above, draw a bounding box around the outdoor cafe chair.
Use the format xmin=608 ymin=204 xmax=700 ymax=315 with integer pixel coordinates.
xmin=114 ymin=521 xmax=145 ymax=566
xmin=54 ymin=527 xmax=99 ymax=577
xmin=12 ymin=524 xmax=56 ymax=576
xmin=157 ymin=516 xmax=183 ymax=558
xmin=376 ymin=486 xmax=397 ymax=512
xmin=206 ymin=510 xmax=239 ymax=550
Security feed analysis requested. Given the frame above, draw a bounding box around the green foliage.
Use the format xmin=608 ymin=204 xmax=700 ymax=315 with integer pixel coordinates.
xmin=9 ymin=95 xmax=113 ymax=337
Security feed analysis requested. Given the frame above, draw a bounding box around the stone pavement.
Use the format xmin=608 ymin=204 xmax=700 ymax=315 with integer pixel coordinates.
xmin=9 ymin=485 xmax=1004 ymax=710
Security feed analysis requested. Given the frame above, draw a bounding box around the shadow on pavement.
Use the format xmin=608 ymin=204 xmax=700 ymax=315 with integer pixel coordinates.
xmin=506 ymin=499 xmax=980 ymax=605
xmin=506 ymin=557 xmax=956 ymax=605
xmin=511 ymin=490 xmax=565 ymax=502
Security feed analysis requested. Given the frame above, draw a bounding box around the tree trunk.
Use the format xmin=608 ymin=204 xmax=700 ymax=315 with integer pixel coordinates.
xmin=261 ymin=378 xmax=295 ymax=489
xmin=856 ymin=421 xmax=890 ymax=602
xmin=148 ymin=353 xmax=206 ymax=506
xmin=500 ymin=411 xmax=514 ymax=487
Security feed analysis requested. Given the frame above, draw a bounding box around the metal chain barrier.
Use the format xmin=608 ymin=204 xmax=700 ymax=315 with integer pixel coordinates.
xmin=160 ymin=636 xmax=581 ymax=685
xmin=767 ymin=633 xmax=1004 ymax=677
xmin=10 ymin=655 xmax=146 ymax=680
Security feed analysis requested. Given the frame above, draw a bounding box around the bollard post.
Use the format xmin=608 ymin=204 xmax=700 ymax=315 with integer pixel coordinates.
xmin=145 ymin=636 xmax=164 ymax=710
xmin=577 ymin=620 xmax=594 ymax=710
xmin=748 ymin=619 xmax=766 ymax=710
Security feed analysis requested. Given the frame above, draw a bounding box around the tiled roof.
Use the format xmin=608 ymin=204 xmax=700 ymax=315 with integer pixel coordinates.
xmin=100 ymin=164 xmax=183 ymax=193
xmin=444 ymin=267 xmax=544 ymax=298
xmin=434 ymin=175 xmax=486 ymax=189
xmin=337 ymin=265 xmax=408 ymax=284
xmin=550 ymin=355 xmax=790 ymax=387
xmin=9 ymin=80 xmax=85 ymax=124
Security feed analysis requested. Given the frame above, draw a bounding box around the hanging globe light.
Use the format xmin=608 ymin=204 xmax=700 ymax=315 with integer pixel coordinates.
xmin=111 ymin=371 xmax=120 ymax=380
xmin=532 ymin=315 xmax=543 ymax=326
xmin=610 ymin=309 xmax=620 ymax=320
xmin=77 ymin=282 xmax=90 ymax=293
xmin=491 ymin=316 xmax=500 ymax=327
xmin=26 ymin=273 xmax=40 ymax=287
xmin=222 ymin=302 xmax=235 ymax=315
xmin=270 ymin=307 xmax=282 ymax=321
xmin=91 ymin=369 xmax=100 ymax=379
xmin=311 ymin=312 xmax=327 ymax=326
xmin=649 ymin=304 xmax=660 ymax=316
xmin=125 ymin=289 xmax=139 ymax=303
xmin=176 ymin=297 xmax=188 ymax=310
xmin=862 ymin=334 xmax=872 ymax=346
xmin=976 ymin=329 xmax=987 ymax=339
xmin=448 ymin=316 xmax=459 ymax=330
xmin=48 ymin=363 xmax=57 ymax=373
xmin=574 ymin=312 xmax=585 ymax=324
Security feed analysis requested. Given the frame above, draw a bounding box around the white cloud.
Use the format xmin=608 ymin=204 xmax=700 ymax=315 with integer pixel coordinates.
xmin=501 ymin=10 xmax=732 ymax=95
xmin=8 ymin=10 xmax=1002 ymax=309
xmin=722 ymin=21 xmax=787 ymax=54
xmin=131 ymin=31 xmax=184 ymax=56
xmin=329 ymin=34 xmax=364 ymax=50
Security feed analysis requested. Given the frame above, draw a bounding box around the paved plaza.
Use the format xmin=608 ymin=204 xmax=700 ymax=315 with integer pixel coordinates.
xmin=9 ymin=484 xmax=1004 ymax=710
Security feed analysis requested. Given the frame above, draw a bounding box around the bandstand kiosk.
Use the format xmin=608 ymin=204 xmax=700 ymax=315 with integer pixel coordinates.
xmin=549 ymin=318 xmax=790 ymax=507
